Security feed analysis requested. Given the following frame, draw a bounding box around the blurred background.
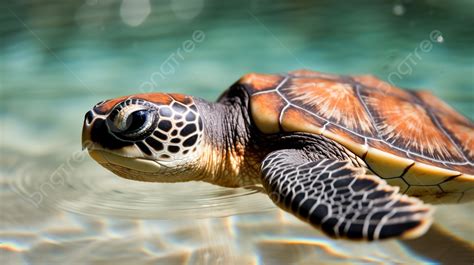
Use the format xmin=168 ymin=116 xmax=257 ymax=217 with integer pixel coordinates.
xmin=1 ymin=0 xmax=473 ymax=264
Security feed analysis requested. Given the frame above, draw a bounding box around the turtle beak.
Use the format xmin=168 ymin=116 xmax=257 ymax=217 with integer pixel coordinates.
xmin=82 ymin=110 xmax=94 ymax=150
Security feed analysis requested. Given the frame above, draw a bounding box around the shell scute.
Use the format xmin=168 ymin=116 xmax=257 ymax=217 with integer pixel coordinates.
xmin=440 ymin=174 xmax=474 ymax=193
xmin=281 ymin=77 xmax=378 ymax=138
xmin=250 ymin=92 xmax=285 ymax=134
xmin=364 ymin=146 xmax=413 ymax=178
xmin=239 ymin=73 xmax=284 ymax=94
xmin=321 ymin=125 xmax=368 ymax=156
xmin=415 ymin=91 xmax=474 ymax=163
xmin=280 ymin=107 xmax=325 ymax=134
xmin=403 ymin=163 xmax=459 ymax=185
xmin=358 ymin=87 xmax=466 ymax=164
xmin=352 ymin=74 xmax=413 ymax=100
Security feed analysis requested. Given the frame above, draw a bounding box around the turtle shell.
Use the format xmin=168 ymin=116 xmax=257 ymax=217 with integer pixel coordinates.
xmin=237 ymin=69 xmax=474 ymax=203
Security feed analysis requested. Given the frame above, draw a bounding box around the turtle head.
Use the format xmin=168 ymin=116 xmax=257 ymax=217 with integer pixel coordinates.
xmin=82 ymin=93 xmax=206 ymax=182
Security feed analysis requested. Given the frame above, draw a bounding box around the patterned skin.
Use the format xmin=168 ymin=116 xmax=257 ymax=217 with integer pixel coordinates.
xmin=82 ymin=93 xmax=208 ymax=183
xmin=82 ymin=69 xmax=473 ymax=240
xmin=261 ymin=150 xmax=431 ymax=240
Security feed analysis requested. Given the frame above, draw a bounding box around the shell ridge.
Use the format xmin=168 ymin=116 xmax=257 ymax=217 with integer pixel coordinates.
xmin=354 ymin=83 xmax=382 ymax=141
xmin=275 ymin=76 xmax=292 ymax=131
xmin=251 ymin=75 xmax=289 ymax=96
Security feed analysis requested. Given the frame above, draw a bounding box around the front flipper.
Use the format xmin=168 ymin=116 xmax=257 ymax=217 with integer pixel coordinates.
xmin=261 ymin=150 xmax=433 ymax=240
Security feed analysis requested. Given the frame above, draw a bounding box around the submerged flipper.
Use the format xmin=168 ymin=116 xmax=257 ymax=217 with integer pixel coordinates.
xmin=261 ymin=149 xmax=433 ymax=240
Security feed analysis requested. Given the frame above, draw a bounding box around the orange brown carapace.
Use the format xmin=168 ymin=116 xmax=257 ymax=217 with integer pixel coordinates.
xmin=286 ymin=78 xmax=377 ymax=136
xmin=238 ymin=73 xmax=285 ymax=93
xmin=240 ymin=69 xmax=474 ymax=203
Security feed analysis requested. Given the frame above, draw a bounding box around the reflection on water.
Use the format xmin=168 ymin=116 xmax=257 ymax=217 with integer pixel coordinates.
xmin=1 ymin=0 xmax=473 ymax=264
xmin=7 ymin=151 xmax=273 ymax=219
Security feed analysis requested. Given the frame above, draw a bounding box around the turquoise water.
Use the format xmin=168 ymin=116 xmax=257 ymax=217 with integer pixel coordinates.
xmin=1 ymin=0 xmax=473 ymax=264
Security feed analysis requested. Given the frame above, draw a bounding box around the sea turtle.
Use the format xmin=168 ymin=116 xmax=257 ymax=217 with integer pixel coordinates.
xmin=82 ymin=69 xmax=474 ymax=240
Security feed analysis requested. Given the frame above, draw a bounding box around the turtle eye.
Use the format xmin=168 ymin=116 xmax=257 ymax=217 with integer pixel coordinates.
xmin=125 ymin=110 xmax=148 ymax=133
xmin=107 ymin=104 xmax=157 ymax=140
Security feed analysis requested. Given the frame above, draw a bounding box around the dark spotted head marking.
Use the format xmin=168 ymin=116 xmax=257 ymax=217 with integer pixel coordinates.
xmin=82 ymin=93 xmax=204 ymax=169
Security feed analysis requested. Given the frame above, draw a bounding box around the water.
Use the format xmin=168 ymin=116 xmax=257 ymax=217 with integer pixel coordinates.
xmin=1 ymin=0 xmax=474 ymax=264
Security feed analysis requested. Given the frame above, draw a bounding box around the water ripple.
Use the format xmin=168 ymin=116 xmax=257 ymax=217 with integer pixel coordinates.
xmin=4 ymin=153 xmax=275 ymax=220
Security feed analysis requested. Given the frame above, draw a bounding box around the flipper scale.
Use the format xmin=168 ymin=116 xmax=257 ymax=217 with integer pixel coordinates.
xmin=261 ymin=149 xmax=433 ymax=240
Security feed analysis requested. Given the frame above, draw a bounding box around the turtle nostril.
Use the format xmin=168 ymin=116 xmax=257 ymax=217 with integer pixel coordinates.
xmin=85 ymin=111 xmax=94 ymax=125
